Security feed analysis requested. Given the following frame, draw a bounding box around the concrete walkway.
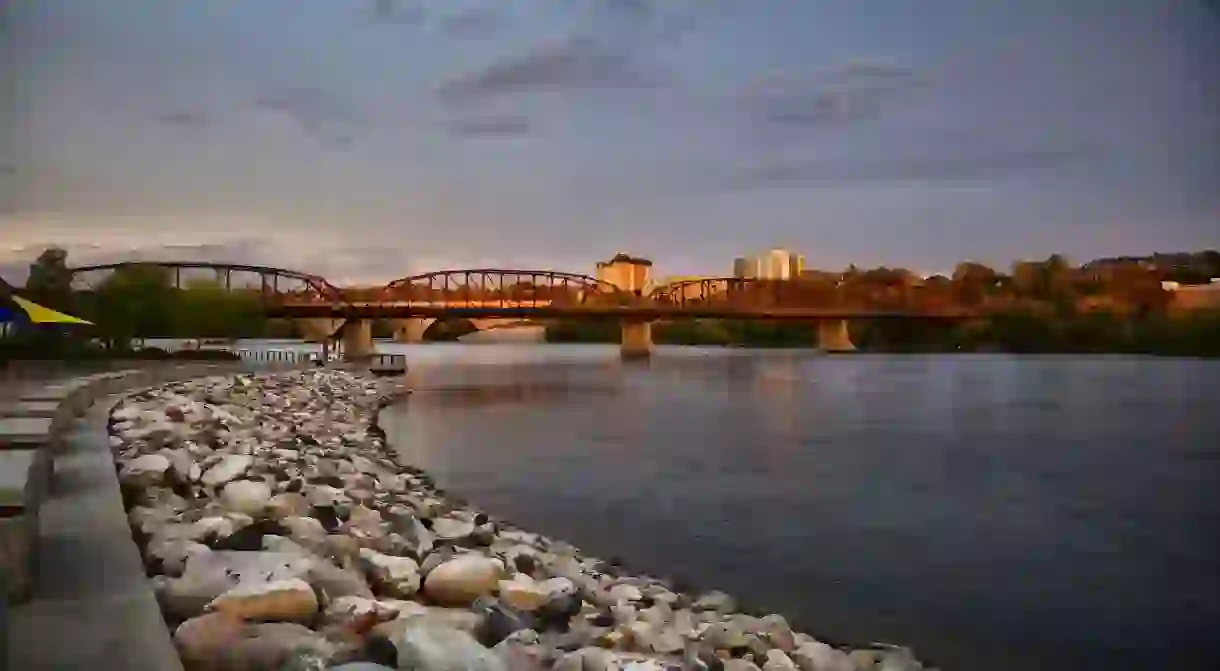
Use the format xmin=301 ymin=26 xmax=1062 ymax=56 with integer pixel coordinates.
xmin=3 ymin=397 xmax=183 ymax=671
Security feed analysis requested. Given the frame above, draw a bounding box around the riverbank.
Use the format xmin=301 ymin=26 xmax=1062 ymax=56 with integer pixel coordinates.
xmin=109 ymin=369 xmax=929 ymax=671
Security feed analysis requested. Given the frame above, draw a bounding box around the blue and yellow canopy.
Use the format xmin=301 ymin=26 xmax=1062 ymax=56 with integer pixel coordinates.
xmin=0 ymin=281 xmax=93 ymax=325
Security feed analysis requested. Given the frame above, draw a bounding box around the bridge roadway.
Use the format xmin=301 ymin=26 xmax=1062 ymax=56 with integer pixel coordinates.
xmin=268 ymin=301 xmax=973 ymax=321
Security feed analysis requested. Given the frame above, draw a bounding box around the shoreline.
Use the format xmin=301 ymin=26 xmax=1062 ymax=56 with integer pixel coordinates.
xmin=109 ymin=369 xmax=930 ymax=671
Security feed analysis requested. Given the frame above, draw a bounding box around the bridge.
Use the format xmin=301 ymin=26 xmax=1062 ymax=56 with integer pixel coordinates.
xmin=68 ymin=258 xmax=976 ymax=359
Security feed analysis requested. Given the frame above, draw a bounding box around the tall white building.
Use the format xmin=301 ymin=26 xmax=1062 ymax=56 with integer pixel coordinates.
xmin=734 ymin=249 xmax=804 ymax=279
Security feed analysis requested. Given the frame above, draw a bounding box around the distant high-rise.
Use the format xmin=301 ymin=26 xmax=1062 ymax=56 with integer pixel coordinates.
xmin=736 ymin=249 xmax=803 ymax=279
xmin=732 ymin=256 xmax=756 ymax=278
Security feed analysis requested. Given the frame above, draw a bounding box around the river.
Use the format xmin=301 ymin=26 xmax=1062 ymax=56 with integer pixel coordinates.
xmin=211 ymin=341 xmax=1220 ymax=670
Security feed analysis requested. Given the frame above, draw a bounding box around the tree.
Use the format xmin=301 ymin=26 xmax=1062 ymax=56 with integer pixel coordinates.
xmin=24 ymin=247 xmax=73 ymax=309
xmin=89 ymin=265 xmax=178 ymax=350
xmin=176 ymin=280 xmax=264 ymax=341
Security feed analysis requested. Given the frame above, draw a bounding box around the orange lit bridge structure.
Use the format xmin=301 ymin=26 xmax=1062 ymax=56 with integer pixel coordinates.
xmin=69 ymin=259 xmax=976 ymax=359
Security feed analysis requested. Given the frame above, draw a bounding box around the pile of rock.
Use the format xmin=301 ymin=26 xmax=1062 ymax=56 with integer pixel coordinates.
xmin=109 ymin=369 xmax=929 ymax=671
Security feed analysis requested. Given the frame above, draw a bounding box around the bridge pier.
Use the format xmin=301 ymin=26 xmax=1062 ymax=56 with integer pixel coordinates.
xmin=621 ymin=320 xmax=653 ymax=359
xmin=392 ymin=318 xmax=434 ymax=343
xmin=817 ymin=318 xmax=856 ymax=352
xmin=342 ymin=318 xmax=377 ymax=361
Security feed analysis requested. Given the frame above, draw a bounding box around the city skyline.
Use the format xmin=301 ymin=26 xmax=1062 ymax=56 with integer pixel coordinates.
xmin=2 ymin=0 xmax=1218 ymax=285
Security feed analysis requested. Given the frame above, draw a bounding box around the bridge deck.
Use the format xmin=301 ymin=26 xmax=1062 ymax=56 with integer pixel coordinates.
xmin=270 ymin=303 xmax=973 ymax=320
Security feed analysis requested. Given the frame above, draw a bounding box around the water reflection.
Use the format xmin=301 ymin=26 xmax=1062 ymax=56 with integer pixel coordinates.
xmin=378 ymin=347 xmax=1220 ymax=671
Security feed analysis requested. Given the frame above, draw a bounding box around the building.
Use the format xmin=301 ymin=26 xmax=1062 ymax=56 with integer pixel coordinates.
xmin=732 ymin=257 xmax=753 ymax=279
xmin=733 ymin=249 xmax=804 ymax=279
xmin=596 ymin=253 xmax=653 ymax=293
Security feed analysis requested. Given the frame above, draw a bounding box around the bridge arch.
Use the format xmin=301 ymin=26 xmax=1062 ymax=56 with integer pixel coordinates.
xmin=69 ymin=261 xmax=347 ymax=303
xmin=381 ymin=269 xmax=627 ymax=305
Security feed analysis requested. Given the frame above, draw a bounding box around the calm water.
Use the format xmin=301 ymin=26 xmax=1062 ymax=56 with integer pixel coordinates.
xmin=235 ymin=341 xmax=1220 ymax=670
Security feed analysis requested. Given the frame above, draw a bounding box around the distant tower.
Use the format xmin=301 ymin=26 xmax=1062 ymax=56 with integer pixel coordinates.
xmin=733 ymin=257 xmax=750 ymax=278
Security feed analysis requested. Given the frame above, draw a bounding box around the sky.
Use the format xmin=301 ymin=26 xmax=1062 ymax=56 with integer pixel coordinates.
xmin=2 ymin=0 xmax=1218 ymax=285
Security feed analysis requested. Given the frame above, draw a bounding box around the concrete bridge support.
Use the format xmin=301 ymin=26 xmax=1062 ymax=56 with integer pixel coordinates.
xmin=299 ymin=318 xmax=345 ymax=343
xmin=342 ymin=319 xmax=377 ymax=361
xmin=621 ymin=321 xmax=653 ymax=359
xmin=391 ymin=318 xmax=435 ymax=343
xmin=817 ymin=318 xmax=857 ymax=352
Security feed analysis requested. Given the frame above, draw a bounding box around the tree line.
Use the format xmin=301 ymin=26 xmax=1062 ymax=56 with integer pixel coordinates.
xmin=3 ymin=247 xmax=1219 ymax=358
xmin=3 ymin=249 xmax=297 ymax=360
xmin=547 ymin=253 xmax=1220 ymax=356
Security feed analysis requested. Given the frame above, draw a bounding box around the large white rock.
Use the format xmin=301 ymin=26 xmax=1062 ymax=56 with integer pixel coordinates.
xmin=359 ymin=548 xmax=421 ymax=598
xmin=281 ymin=516 xmax=328 ymax=545
xmin=220 ymin=479 xmax=272 ymax=516
xmin=498 ymin=574 xmax=575 ymax=613
xmin=206 ymin=578 xmax=319 ymax=623
xmin=423 ymin=555 xmax=502 ymax=606
xmin=429 ymin=515 xmax=475 ymax=541
xmin=201 ymin=454 xmax=253 ymax=486
xmin=763 ymin=650 xmax=800 ymax=671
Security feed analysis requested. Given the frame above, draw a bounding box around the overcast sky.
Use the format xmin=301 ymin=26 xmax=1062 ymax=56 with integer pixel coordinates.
xmin=2 ymin=0 xmax=1218 ymax=284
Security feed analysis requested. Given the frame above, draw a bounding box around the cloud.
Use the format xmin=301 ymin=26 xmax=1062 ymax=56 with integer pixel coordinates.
xmin=439 ymin=6 xmax=503 ymax=38
xmin=367 ymin=0 xmax=425 ymax=26
xmin=731 ymin=145 xmax=1099 ymax=189
xmin=745 ymin=61 xmax=924 ymax=130
xmin=438 ymin=36 xmax=663 ymax=104
xmin=154 ymin=111 xmax=209 ymax=128
xmin=578 ymin=0 xmax=720 ymax=45
xmin=446 ymin=114 xmax=533 ymax=138
xmin=255 ymin=87 xmax=361 ymax=147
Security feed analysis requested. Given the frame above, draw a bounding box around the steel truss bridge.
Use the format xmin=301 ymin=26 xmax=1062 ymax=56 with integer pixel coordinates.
xmin=67 ymin=263 xmax=975 ymax=321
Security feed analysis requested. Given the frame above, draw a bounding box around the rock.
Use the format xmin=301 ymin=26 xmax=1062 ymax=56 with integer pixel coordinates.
xmin=146 ymin=537 xmax=211 ymax=577
xmin=220 ymin=479 xmax=272 ymax=516
xmin=431 ymin=515 xmax=476 ymax=541
xmin=173 ymin=611 xmax=248 ymax=669
xmin=499 ymin=574 xmax=555 ymax=612
xmin=268 ymin=492 xmax=311 ymax=519
xmin=472 ymin=597 xmax=533 ymax=647
xmin=201 ymin=454 xmax=254 ymax=487
xmin=206 ymin=577 xmax=319 ymax=623
xmin=875 ymin=650 xmax=922 ymax=671
xmin=358 ymin=548 xmax=422 ymax=598
xmin=391 ymin=622 xmax=506 ymax=671
xmin=763 ymin=650 xmax=800 ymax=671
xmin=493 ymin=637 xmax=549 ymax=671
xmin=847 ymin=649 xmax=884 ymax=670
xmin=331 ymin=665 xmax=397 ymax=671
xmin=262 ymin=535 xmax=313 ymax=556
xmin=281 ymin=516 xmax=329 ymax=545
xmin=423 ymin=554 xmax=503 ymax=606
xmin=220 ymin=622 xmax=336 ymax=670
xmin=159 ymin=551 xmax=313 ymax=619
xmin=693 ymin=591 xmax=736 ymax=613
xmin=759 ymin=615 xmax=796 ymax=653
xmin=791 ymin=642 xmax=854 ymax=671
xmin=307 ymin=561 xmax=375 ymax=600
xmin=321 ymin=595 xmax=410 ymax=628
xmin=608 ymin=584 xmax=643 ymax=604
xmin=119 ymin=454 xmax=172 ymax=488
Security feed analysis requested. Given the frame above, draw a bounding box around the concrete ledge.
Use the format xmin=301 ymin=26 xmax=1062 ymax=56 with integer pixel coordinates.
xmin=3 ymin=360 xmax=314 ymax=670
xmin=0 ymin=364 xmax=237 ymax=606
